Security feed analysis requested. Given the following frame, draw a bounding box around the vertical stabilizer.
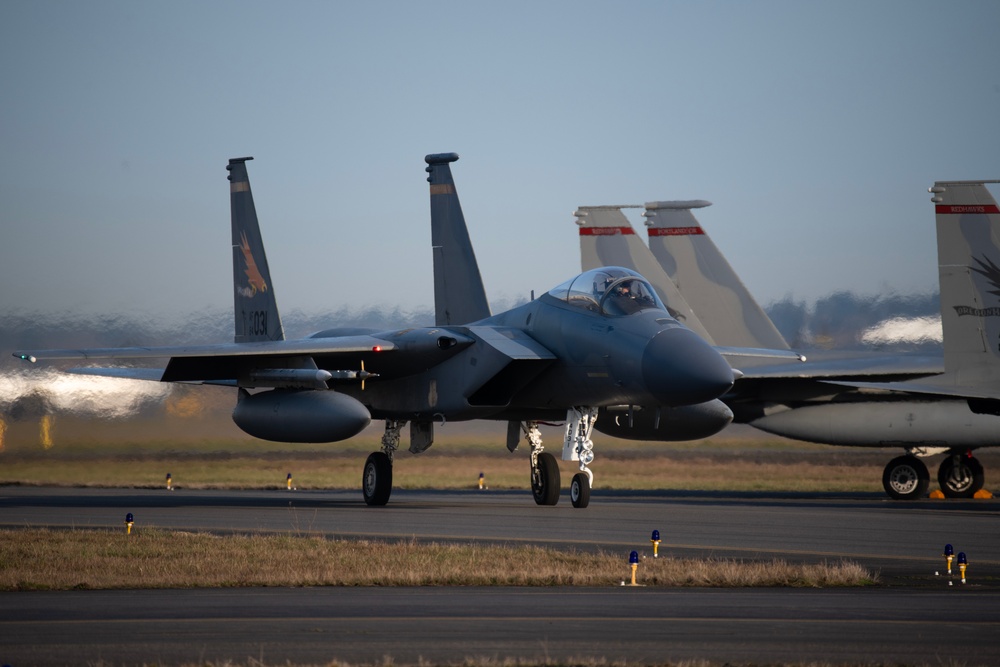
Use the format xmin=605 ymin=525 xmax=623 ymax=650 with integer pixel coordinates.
xmin=426 ymin=153 xmax=491 ymax=326
xmin=227 ymin=157 xmax=285 ymax=343
xmin=643 ymin=201 xmax=789 ymax=350
xmin=932 ymin=180 xmax=1000 ymax=383
xmin=575 ymin=206 xmax=715 ymax=342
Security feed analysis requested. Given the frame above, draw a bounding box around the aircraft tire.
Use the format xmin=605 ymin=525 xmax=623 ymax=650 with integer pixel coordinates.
xmin=531 ymin=452 xmax=560 ymax=506
xmin=363 ymin=452 xmax=393 ymax=506
xmin=937 ymin=455 xmax=984 ymax=498
xmin=570 ymin=472 xmax=591 ymax=509
xmin=882 ymin=455 xmax=929 ymax=500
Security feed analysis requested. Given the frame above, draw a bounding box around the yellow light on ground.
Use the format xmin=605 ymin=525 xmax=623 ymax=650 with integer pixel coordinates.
xmin=39 ymin=415 xmax=53 ymax=449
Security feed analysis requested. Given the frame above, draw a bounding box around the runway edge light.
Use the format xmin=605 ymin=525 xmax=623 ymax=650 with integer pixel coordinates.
xmin=943 ymin=544 xmax=954 ymax=576
xmin=125 ymin=512 xmax=134 ymax=535
xmin=958 ymin=552 xmax=968 ymax=584
xmin=166 ymin=473 xmax=172 ymax=491
xmin=650 ymin=530 xmax=661 ymax=558
xmin=628 ymin=550 xmax=639 ymax=586
xmin=287 ymin=473 xmax=295 ymax=491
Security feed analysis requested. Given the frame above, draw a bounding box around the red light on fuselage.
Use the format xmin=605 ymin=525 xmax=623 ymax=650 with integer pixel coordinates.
xmin=372 ymin=345 xmax=382 ymax=352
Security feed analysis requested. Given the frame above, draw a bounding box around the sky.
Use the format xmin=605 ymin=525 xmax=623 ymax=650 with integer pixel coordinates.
xmin=2 ymin=0 xmax=999 ymax=329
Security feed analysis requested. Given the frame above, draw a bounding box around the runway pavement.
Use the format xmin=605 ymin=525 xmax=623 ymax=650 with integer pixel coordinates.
xmin=2 ymin=486 xmax=999 ymax=665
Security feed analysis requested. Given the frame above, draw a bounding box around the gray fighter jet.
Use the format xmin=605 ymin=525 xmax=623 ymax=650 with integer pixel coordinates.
xmin=14 ymin=155 xmax=749 ymax=508
xmin=577 ymin=182 xmax=1000 ymax=499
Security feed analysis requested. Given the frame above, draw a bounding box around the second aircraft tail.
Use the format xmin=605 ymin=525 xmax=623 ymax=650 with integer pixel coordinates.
xmin=933 ymin=180 xmax=1000 ymax=385
xmin=575 ymin=205 xmax=714 ymax=342
xmin=642 ymin=201 xmax=789 ymax=350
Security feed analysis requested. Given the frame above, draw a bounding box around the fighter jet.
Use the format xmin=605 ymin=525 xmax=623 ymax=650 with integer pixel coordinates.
xmin=14 ymin=155 xmax=743 ymax=508
xmin=426 ymin=154 xmax=763 ymax=452
xmin=576 ymin=183 xmax=1000 ymax=500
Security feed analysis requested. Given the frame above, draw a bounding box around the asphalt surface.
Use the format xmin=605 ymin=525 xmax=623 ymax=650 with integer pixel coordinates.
xmin=2 ymin=486 xmax=1000 ymax=666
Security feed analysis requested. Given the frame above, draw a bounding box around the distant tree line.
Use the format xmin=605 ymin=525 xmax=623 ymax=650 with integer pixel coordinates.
xmin=765 ymin=291 xmax=941 ymax=351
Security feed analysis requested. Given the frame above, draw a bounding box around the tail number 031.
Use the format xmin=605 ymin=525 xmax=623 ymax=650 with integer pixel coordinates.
xmin=242 ymin=310 xmax=269 ymax=337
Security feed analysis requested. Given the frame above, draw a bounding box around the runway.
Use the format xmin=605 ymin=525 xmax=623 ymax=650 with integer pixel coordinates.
xmin=2 ymin=486 xmax=999 ymax=665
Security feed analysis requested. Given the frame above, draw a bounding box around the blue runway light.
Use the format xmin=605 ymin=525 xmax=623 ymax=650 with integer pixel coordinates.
xmin=627 ymin=550 xmax=640 ymax=586
xmin=650 ymin=530 xmax=661 ymax=558
xmin=125 ymin=512 xmax=134 ymax=535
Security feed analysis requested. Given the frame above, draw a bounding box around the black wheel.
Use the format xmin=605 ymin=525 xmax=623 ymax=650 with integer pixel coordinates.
xmin=570 ymin=472 xmax=591 ymax=509
xmin=938 ymin=455 xmax=985 ymax=498
xmin=362 ymin=452 xmax=392 ymax=506
xmin=531 ymin=452 xmax=560 ymax=506
xmin=882 ymin=455 xmax=929 ymax=500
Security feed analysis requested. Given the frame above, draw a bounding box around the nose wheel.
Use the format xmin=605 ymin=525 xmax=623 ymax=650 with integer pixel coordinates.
xmin=570 ymin=472 xmax=591 ymax=508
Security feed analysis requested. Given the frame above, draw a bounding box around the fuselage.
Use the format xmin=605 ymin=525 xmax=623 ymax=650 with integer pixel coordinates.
xmin=323 ymin=270 xmax=735 ymax=423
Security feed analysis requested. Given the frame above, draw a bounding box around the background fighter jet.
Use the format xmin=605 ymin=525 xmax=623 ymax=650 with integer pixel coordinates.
xmin=14 ymin=156 xmax=740 ymax=509
xmin=577 ymin=182 xmax=1000 ymax=500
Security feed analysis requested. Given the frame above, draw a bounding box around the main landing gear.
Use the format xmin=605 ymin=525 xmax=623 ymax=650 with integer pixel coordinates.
xmin=881 ymin=449 xmax=986 ymax=500
xmin=526 ymin=422 xmax=560 ymax=506
xmin=523 ymin=406 xmax=599 ymax=509
xmin=882 ymin=455 xmax=929 ymax=500
xmin=937 ymin=451 xmax=985 ymax=498
xmin=363 ymin=419 xmax=403 ymax=506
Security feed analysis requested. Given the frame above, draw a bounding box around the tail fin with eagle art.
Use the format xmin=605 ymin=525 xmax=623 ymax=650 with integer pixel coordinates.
xmin=228 ymin=157 xmax=285 ymax=343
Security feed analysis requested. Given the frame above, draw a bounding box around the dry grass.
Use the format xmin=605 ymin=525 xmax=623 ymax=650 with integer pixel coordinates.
xmin=6 ymin=422 xmax=996 ymax=493
xmin=0 ymin=528 xmax=877 ymax=591
xmin=0 ymin=431 xmax=898 ymax=492
xmin=0 ymin=453 xmax=890 ymax=492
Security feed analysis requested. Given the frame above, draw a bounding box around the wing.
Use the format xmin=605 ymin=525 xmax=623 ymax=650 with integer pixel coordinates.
xmin=826 ymin=377 xmax=998 ymax=401
xmin=14 ymin=334 xmax=402 ymax=388
xmin=730 ymin=351 xmax=943 ymax=380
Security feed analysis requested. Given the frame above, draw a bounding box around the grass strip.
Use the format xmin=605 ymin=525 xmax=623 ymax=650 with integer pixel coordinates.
xmin=0 ymin=454 xmax=888 ymax=492
xmin=0 ymin=528 xmax=877 ymax=590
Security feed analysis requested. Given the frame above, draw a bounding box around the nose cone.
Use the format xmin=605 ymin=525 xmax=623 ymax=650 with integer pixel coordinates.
xmin=642 ymin=327 xmax=735 ymax=406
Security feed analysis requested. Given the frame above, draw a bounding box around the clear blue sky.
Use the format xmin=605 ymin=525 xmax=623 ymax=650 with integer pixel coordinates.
xmin=2 ymin=0 xmax=998 ymax=325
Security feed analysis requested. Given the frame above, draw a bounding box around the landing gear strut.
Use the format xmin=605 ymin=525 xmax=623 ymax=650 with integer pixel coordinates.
xmin=938 ymin=452 xmax=985 ymax=498
xmin=363 ymin=420 xmax=403 ymax=506
xmin=563 ymin=407 xmax=598 ymax=508
xmin=525 ymin=421 xmax=560 ymax=505
xmin=521 ymin=408 xmax=600 ymax=508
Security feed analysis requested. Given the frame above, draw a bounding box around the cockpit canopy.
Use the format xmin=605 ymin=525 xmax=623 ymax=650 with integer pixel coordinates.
xmin=547 ymin=267 xmax=666 ymax=316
